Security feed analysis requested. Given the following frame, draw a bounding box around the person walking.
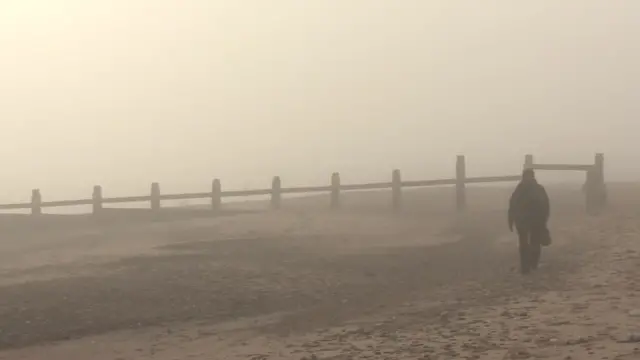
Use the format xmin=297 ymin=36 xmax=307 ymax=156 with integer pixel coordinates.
xmin=508 ymin=168 xmax=551 ymax=274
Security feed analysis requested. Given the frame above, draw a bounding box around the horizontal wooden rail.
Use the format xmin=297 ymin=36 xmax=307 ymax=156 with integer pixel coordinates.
xmin=532 ymin=164 xmax=593 ymax=171
xmin=221 ymin=189 xmax=272 ymax=197
xmin=465 ymin=175 xmax=522 ymax=184
xmin=103 ymin=195 xmax=153 ymax=204
xmin=402 ymin=178 xmax=456 ymax=187
xmin=0 ymin=153 xmax=605 ymax=216
xmin=160 ymin=192 xmax=212 ymax=201
xmin=42 ymin=199 xmax=93 ymax=207
xmin=0 ymin=202 xmax=30 ymax=210
xmin=281 ymin=185 xmax=332 ymax=194
xmin=341 ymin=182 xmax=393 ymax=191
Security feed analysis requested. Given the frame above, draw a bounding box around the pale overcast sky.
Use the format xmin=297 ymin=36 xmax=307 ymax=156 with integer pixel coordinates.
xmin=1 ymin=1 xmax=638 ymax=202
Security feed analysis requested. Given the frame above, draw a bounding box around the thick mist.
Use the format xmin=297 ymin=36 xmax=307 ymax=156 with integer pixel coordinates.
xmin=1 ymin=1 xmax=638 ymax=203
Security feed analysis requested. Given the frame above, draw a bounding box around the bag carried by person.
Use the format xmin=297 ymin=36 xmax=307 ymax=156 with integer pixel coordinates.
xmin=539 ymin=226 xmax=552 ymax=246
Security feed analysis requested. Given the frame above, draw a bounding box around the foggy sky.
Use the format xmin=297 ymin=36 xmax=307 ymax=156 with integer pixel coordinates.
xmin=1 ymin=1 xmax=638 ymax=202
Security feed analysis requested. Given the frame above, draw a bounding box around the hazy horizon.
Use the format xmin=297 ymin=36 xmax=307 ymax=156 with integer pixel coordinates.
xmin=1 ymin=1 xmax=638 ymax=203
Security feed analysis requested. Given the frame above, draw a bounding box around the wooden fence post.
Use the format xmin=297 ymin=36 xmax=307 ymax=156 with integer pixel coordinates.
xmin=524 ymin=154 xmax=534 ymax=170
xmin=271 ymin=176 xmax=281 ymax=210
xmin=212 ymin=179 xmax=221 ymax=211
xmin=595 ymin=153 xmax=606 ymax=209
xmin=150 ymin=182 xmax=161 ymax=212
xmin=392 ymin=169 xmax=402 ymax=211
xmin=330 ymin=172 xmax=341 ymax=210
xmin=92 ymin=185 xmax=103 ymax=215
xmin=31 ymin=189 xmax=42 ymax=215
xmin=585 ymin=168 xmax=596 ymax=215
xmin=455 ymin=156 xmax=466 ymax=212
xmin=584 ymin=154 xmax=606 ymax=215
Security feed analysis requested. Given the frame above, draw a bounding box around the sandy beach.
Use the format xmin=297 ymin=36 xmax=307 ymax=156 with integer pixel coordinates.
xmin=0 ymin=184 xmax=638 ymax=360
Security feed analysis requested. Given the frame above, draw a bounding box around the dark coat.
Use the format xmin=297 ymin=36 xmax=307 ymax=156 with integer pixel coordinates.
xmin=508 ymin=180 xmax=550 ymax=229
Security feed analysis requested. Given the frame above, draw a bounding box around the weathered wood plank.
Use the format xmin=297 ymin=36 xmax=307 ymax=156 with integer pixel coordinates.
xmin=341 ymin=182 xmax=392 ymax=191
xmin=532 ymin=164 xmax=593 ymax=171
xmin=31 ymin=189 xmax=42 ymax=215
xmin=102 ymin=195 xmax=152 ymax=204
xmin=281 ymin=186 xmax=332 ymax=194
xmin=92 ymin=186 xmax=103 ymax=214
xmin=524 ymin=154 xmax=534 ymax=170
xmin=221 ymin=189 xmax=272 ymax=197
xmin=212 ymin=179 xmax=221 ymax=211
xmin=465 ymin=175 xmax=521 ymax=183
xmin=159 ymin=192 xmax=212 ymax=201
xmin=0 ymin=203 xmax=31 ymax=210
xmin=0 ymin=154 xmax=604 ymax=215
xmin=402 ymin=179 xmax=456 ymax=187
xmin=42 ymin=199 xmax=93 ymax=207
xmin=392 ymin=169 xmax=402 ymax=210
xmin=330 ymin=172 xmax=340 ymax=210
xmin=271 ymin=176 xmax=281 ymax=209
xmin=456 ymin=155 xmax=466 ymax=212
xmin=150 ymin=183 xmax=161 ymax=211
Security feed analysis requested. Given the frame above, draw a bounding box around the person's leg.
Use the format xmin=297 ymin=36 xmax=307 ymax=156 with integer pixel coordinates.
xmin=517 ymin=225 xmax=531 ymax=274
xmin=529 ymin=234 xmax=541 ymax=270
xmin=529 ymin=223 xmax=544 ymax=270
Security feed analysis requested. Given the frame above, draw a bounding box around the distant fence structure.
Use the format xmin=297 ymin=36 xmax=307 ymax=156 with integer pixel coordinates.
xmin=0 ymin=154 xmax=606 ymax=216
